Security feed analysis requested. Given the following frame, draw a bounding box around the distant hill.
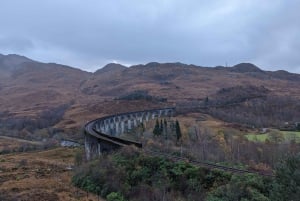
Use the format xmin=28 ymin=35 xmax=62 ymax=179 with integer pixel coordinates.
xmin=0 ymin=54 xmax=35 ymax=77
xmin=0 ymin=54 xmax=90 ymax=132
xmin=94 ymin=63 xmax=127 ymax=74
xmin=230 ymin=63 xmax=264 ymax=73
xmin=270 ymin=70 xmax=300 ymax=81
xmin=0 ymin=53 xmax=299 ymax=134
xmin=83 ymin=61 xmax=300 ymax=101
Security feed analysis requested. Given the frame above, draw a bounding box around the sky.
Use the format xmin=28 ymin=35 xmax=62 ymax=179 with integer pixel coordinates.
xmin=0 ymin=0 xmax=300 ymax=73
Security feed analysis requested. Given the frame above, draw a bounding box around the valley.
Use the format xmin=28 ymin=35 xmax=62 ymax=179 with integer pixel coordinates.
xmin=0 ymin=54 xmax=299 ymax=200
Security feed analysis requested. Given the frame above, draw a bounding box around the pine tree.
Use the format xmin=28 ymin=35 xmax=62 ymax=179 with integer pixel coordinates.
xmin=164 ymin=119 xmax=168 ymax=140
xmin=204 ymin=96 xmax=209 ymax=105
xmin=153 ymin=119 xmax=160 ymax=136
xmin=160 ymin=119 xmax=163 ymax=135
xmin=138 ymin=122 xmax=145 ymax=136
xmin=141 ymin=122 xmax=145 ymax=132
xmin=175 ymin=120 xmax=182 ymax=141
xmin=296 ymin=123 xmax=300 ymax=131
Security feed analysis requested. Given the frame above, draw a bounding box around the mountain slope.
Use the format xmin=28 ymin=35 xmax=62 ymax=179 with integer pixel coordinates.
xmin=0 ymin=54 xmax=34 ymax=75
xmin=0 ymin=54 xmax=300 ymax=133
xmin=0 ymin=55 xmax=90 ymax=121
xmin=230 ymin=63 xmax=264 ymax=73
xmin=83 ymin=62 xmax=300 ymax=101
xmin=94 ymin=63 xmax=127 ymax=75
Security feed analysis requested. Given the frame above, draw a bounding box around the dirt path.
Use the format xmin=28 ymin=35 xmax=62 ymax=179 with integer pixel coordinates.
xmin=0 ymin=135 xmax=43 ymax=145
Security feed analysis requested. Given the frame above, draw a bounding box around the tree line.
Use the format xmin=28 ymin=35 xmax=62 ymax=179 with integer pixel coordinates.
xmin=153 ymin=118 xmax=182 ymax=142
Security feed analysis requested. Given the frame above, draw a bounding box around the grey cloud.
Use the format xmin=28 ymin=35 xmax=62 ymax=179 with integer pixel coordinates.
xmin=0 ymin=36 xmax=34 ymax=52
xmin=0 ymin=0 xmax=299 ymax=73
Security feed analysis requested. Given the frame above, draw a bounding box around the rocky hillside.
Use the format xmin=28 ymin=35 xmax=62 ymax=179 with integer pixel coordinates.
xmin=83 ymin=62 xmax=300 ymax=101
xmin=0 ymin=54 xmax=299 ymax=138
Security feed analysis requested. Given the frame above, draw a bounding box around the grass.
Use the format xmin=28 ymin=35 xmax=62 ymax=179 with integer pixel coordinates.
xmin=281 ymin=131 xmax=300 ymax=142
xmin=0 ymin=143 xmax=102 ymax=201
xmin=245 ymin=134 xmax=268 ymax=142
xmin=245 ymin=130 xmax=300 ymax=143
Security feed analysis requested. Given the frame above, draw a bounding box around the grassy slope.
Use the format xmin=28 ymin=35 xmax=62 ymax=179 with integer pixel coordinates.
xmin=245 ymin=131 xmax=300 ymax=143
xmin=0 ymin=147 xmax=103 ymax=201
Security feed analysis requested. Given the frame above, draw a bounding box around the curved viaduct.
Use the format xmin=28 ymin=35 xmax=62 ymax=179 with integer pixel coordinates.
xmin=84 ymin=107 xmax=175 ymax=160
xmin=84 ymin=107 xmax=273 ymax=176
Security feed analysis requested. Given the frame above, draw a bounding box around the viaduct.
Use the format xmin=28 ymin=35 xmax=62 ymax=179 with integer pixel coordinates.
xmin=84 ymin=107 xmax=273 ymax=176
xmin=84 ymin=107 xmax=175 ymax=160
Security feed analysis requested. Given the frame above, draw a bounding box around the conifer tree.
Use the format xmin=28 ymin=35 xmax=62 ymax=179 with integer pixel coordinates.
xmin=164 ymin=119 xmax=168 ymax=139
xmin=175 ymin=120 xmax=182 ymax=141
xmin=153 ymin=119 xmax=160 ymax=136
xmin=296 ymin=123 xmax=300 ymax=131
xmin=160 ymin=119 xmax=163 ymax=135
xmin=141 ymin=122 xmax=145 ymax=132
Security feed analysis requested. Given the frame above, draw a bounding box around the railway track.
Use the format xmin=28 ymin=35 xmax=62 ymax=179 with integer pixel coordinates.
xmin=144 ymin=150 xmax=274 ymax=177
xmin=92 ymin=127 xmax=142 ymax=148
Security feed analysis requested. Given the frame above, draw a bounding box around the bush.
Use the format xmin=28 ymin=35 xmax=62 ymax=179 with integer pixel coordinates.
xmin=270 ymin=153 xmax=300 ymax=201
xmin=207 ymin=174 xmax=271 ymax=201
xmin=73 ymin=147 xmax=234 ymax=200
xmin=106 ymin=192 xmax=127 ymax=201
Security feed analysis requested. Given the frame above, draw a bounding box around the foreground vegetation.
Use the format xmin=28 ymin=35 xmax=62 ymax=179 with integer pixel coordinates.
xmin=124 ymin=116 xmax=299 ymax=173
xmin=0 ymin=147 xmax=99 ymax=201
xmin=72 ymin=147 xmax=300 ymax=201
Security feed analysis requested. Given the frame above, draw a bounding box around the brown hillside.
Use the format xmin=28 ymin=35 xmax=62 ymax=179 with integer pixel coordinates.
xmin=83 ymin=62 xmax=300 ymax=101
xmin=0 ymin=54 xmax=300 ymax=133
xmin=0 ymin=58 xmax=90 ymax=117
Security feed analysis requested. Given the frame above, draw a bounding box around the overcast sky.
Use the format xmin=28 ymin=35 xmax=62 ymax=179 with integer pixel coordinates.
xmin=0 ymin=0 xmax=300 ymax=73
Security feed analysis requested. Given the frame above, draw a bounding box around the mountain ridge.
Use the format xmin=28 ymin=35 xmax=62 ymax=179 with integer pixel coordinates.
xmin=94 ymin=63 xmax=127 ymax=75
xmin=230 ymin=63 xmax=264 ymax=73
xmin=0 ymin=53 xmax=299 ymax=132
xmin=1 ymin=53 xmax=298 ymax=75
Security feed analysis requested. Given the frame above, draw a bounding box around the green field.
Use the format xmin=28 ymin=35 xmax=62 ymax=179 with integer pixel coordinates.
xmin=245 ymin=133 xmax=268 ymax=142
xmin=245 ymin=130 xmax=300 ymax=143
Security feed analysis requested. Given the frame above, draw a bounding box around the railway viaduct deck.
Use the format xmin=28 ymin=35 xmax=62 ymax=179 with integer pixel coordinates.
xmin=84 ymin=107 xmax=175 ymax=160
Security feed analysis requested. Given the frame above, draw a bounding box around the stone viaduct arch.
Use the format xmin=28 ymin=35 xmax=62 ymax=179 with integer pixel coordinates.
xmin=84 ymin=107 xmax=175 ymax=160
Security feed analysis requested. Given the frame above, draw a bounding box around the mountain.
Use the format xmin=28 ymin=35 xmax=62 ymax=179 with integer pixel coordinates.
xmin=270 ymin=70 xmax=300 ymax=81
xmin=82 ymin=61 xmax=300 ymax=101
xmin=230 ymin=63 xmax=264 ymax=73
xmin=0 ymin=54 xmax=300 ymax=136
xmin=0 ymin=54 xmax=34 ymax=75
xmin=94 ymin=63 xmax=127 ymax=75
xmin=0 ymin=54 xmax=91 ymax=132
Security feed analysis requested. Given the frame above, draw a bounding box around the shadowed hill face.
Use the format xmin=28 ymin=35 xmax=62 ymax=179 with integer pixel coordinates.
xmin=230 ymin=63 xmax=264 ymax=73
xmin=0 ymin=54 xmax=34 ymax=74
xmin=270 ymin=70 xmax=300 ymax=81
xmin=94 ymin=63 xmax=127 ymax=74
